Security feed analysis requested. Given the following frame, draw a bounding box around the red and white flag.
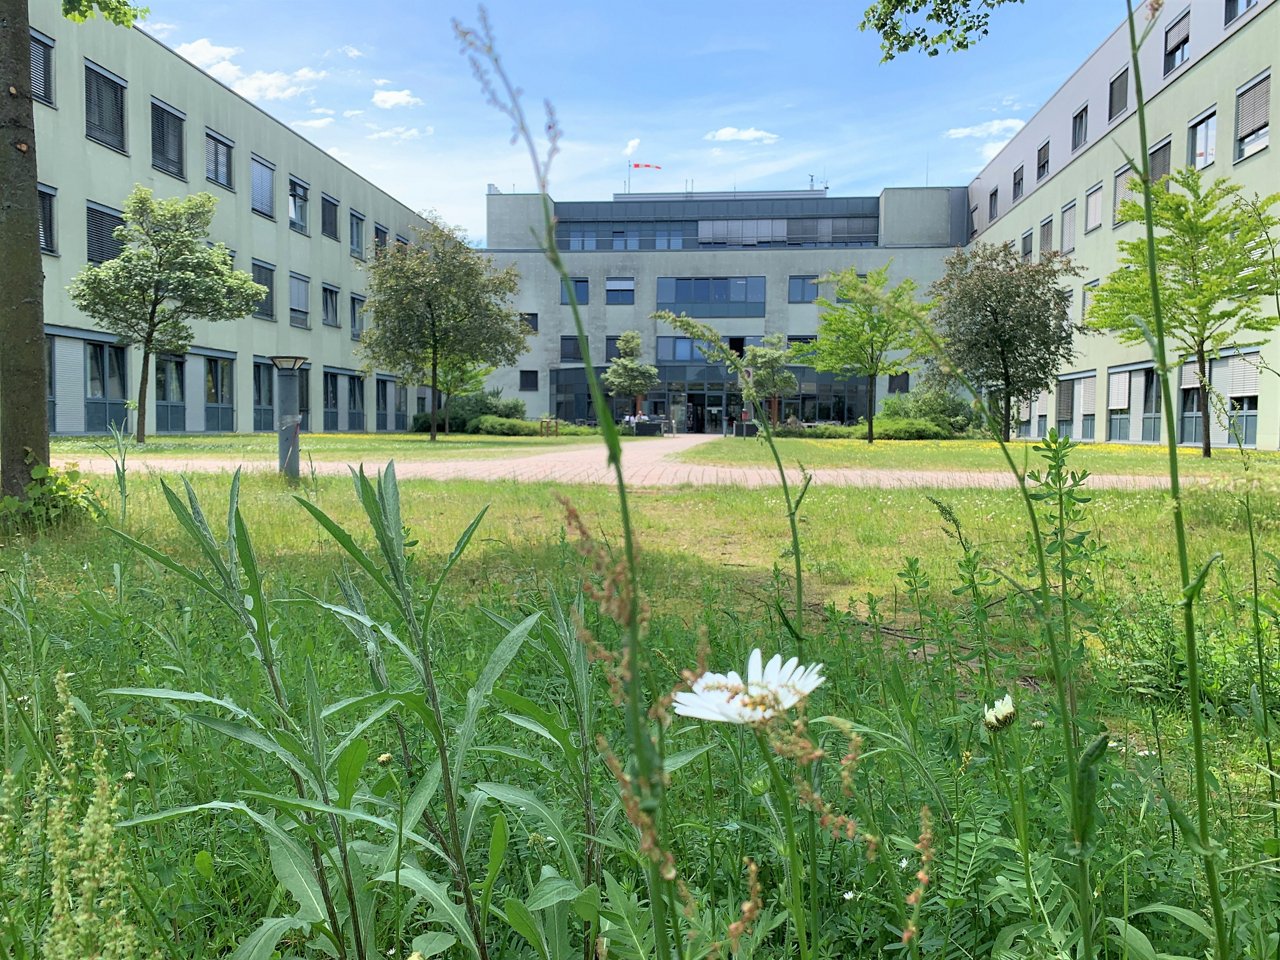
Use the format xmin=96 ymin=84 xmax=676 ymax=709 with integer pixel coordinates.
xmin=631 ymin=162 xmax=662 ymax=170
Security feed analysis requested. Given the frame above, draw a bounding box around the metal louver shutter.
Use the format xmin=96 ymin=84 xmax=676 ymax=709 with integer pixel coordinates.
xmin=1114 ymin=166 xmax=1137 ymax=221
xmin=1109 ymin=69 xmax=1128 ymax=119
xmin=1149 ymin=141 xmax=1172 ymax=182
xmin=1037 ymin=391 xmax=1050 ymax=416
xmin=1082 ymin=377 xmax=1097 ymax=415
xmin=1040 ymin=219 xmax=1053 ymax=253
xmin=30 ymin=35 xmax=53 ymax=104
xmin=86 ymin=203 xmax=124 ymax=263
xmin=1229 ymin=354 xmax=1260 ymax=396
xmin=1237 ymin=75 xmax=1271 ymax=139
xmin=1061 ymin=204 xmax=1076 ymax=251
xmin=151 ymin=104 xmax=184 ymax=177
xmin=1019 ymin=399 xmax=1032 ymax=421
xmin=1165 ymin=12 xmax=1190 ymax=53
xmin=1108 ymin=371 xmax=1130 ymax=409
xmin=1181 ymin=363 xmax=1200 ymax=388
xmin=85 ymin=67 xmax=125 ymax=151
xmin=1056 ymin=384 xmax=1074 ymax=420
xmin=251 ymin=158 xmax=273 ymax=215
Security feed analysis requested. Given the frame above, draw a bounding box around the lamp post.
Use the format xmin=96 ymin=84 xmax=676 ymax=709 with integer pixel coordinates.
xmin=270 ymin=355 xmax=307 ymax=482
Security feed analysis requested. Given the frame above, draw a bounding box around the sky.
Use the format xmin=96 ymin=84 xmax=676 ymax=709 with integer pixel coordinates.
xmin=136 ymin=0 xmax=1129 ymax=244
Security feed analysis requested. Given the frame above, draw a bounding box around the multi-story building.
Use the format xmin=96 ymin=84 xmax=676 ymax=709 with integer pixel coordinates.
xmin=487 ymin=0 xmax=1277 ymax=449
xmin=28 ymin=0 xmax=426 ymax=437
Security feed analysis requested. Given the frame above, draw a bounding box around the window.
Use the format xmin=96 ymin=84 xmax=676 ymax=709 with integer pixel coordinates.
xmin=350 ymin=294 xmax=366 ymax=340
xmin=519 ymin=370 xmax=538 ymax=392
xmin=323 ymin=372 xmax=339 ymax=430
xmin=1020 ymin=231 xmax=1033 ymax=263
xmin=350 ymin=210 xmax=365 ymax=257
xmin=1235 ymin=73 xmax=1270 ymax=161
xmin=1108 ymin=369 xmax=1131 ymax=440
xmin=252 ymin=260 xmax=275 ymax=320
xmin=1226 ymin=0 xmax=1260 ymax=22
xmin=1189 ymin=111 xmax=1216 ymax=168
xmin=374 ymin=223 xmax=389 ymax=249
xmin=250 ymin=155 xmax=274 ymax=217
xmin=1012 ymin=166 xmax=1024 ymax=201
xmin=85 ymin=61 xmax=126 ymax=152
xmin=395 ymin=234 xmax=410 ymax=246
xmin=288 ymin=178 xmax=309 ymax=233
xmin=521 ymin=312 xmax=538 ymax=333
xmin=656 ymin=276 xmax=766 ymax=317
xmin=321 ymin=195 xmax=339 ymax=239
xmin=30 ymin=31 xmax=54 ymax=106
xmin=1113 ymin=164 xmax=1137 ymax=223
xmin=1039 ymin=218 xmax=1054 ymax=256
xmin=252 ymin=361 xmax=274 ymax=431
xmin=1085 ymin=184 xmax=1103 ymax=231
xmin=560 ymin=336 xmax=585 ymax=362
xmin=37 ymin=184 xmax=56 ymax=254
xmin=1149 ymin=138 xmax=1172 ymax=184
xmin=1061 ymin=202 xmax=1077 ymax=253
xmin=1138 ymin=367 xmax=1161 ymax=441
xmin=1109 ymin=68 xmax=1129 ymax=121
xmin=150 ymin=99 xmax=184 ymax=178
xmin=1164 ymin=11 xmax=1190 ymax=75
xmin=657 ymin=336 xmax=721 ymax=362
xmin=205 ymin=130 xmax=233 ymax=188
xmin=86 ymin=201 xmax=124 ymax=263
xmin=567 ymin=227 xmax=597 ymax=251
xmin=1036 ymin=141 xmax=1050 ymax=180
xmin=1072 ymin=105 xmax=1088 ymax=151
xmin=606 ymin=277 xmax=636 ymax=305
xmin=1082 ymin=279 xmax=1099 ymax=320
xmin=988 ymin=188 xmax=999 ymax=221
xmin=788 ymin=276 xmax=819 ymax=303
xmin=1056 ymin=382 xmax=1075 ymax=437
xmin=205 ymin=357 xmax=234 ymax=431
xmin=289 ymin=273 xmax=310 ymax=328
xmin=348 ymin=377 xmax=365 ymax=430
xmin=606 ymin=336 xmax=622 ymax=361
xmin=888 ymin=373 xmax=910 ymax=394
xmin=322 ymin=284 xmax=339 ymax=326
xmin=1230 ymin=395 xmax=1259 ymax=445
xmin=561 ymin=277 xmax=589 ymax=305
xmin=156 ymin=355 xmax=185 ymax=405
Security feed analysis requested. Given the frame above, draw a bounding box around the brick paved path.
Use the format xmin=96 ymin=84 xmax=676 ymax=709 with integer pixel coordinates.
xmin=56 ymin=433 xmax=1173 ymax=490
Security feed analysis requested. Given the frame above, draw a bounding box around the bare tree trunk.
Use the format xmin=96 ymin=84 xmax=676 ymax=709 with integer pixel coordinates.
xmin=429 ymin=356 xmax=439 ymax=442
xmin=0 ymin=1 xmax=51 ymax=497
xmin=866 ymin=376 xmax=877 ymax=444
xmin=135 ymin=349 xmax=151 ymax=443
xmin=1002 ymin=392 xmax=1013 ymax=443
xmin=1197 ymin=348 xmax=1211 ymax=458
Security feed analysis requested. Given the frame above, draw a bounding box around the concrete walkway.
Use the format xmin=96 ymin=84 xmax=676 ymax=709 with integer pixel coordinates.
xmin=55 ymin=433 xmax=1175 ymax=490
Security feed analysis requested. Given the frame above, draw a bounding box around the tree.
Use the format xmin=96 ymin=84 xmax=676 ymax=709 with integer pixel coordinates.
xmin=1 ymin=0 xmax=141 ymax=496
xmin=601 ymin=330 xmax=659 ymax=419
xmin=68 ymin=188 xmax=264 ymax=443
xmin=929 ymin=241 xmax=1081 ymax=441
xmin=436 ymin=359 xmax=493 ymax=434
xmin=803 ymin=263 xmax=928 ymax=443
xmin=1088 ymin=166 xmax=1280 ymax=457
xmin=745 ymin=334 xmax=800 ymax=426
xmin=360 ymin=217 xmax=526 ymax=441
xmin=859 ymin=0 xmax=1024 ymax=59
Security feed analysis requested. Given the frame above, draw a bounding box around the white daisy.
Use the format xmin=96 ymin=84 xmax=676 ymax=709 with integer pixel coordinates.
xmin=673 ymin=648 xmax=824 ymax=725
xmin=983 ymin=693 xmax=1016 ymax=732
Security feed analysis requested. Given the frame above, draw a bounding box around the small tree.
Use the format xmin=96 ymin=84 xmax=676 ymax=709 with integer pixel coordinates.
xmin=361 ymin=217 xmax=526 ymax=441
xmin=68 ymin=187 xmax=264 ymax=443
xmin=601 ymin=330 xmax=659 ymax=420
xmin=804 ymin=262 xmax=928 ymax=443
xmin=744 ymin=334 xmax=799 ymax=426
xmin=437 ymin=359 xmax=492 ymax=434
xmin=930 ymin=241 xmax=1080 ymax=441
xmin=1088 ymin=166 xmax=1280 ymax=457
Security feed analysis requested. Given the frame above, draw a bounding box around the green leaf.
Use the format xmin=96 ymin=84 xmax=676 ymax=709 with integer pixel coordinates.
xmin=293 ymin=496 xmax=399 ymax=608
xmin=193 ymin=849 xmax=214 ymax=881
xmin=188 ymin=715 xmax=320 ymax=792
xmin=503 ymin=898 xmax=550 ymax=960
xmin=477 ymin=782 xmax=581 ymax=886
xmin=1128 ymin=903 xmax=1213 ymax=941
xmin=410 ymin=933 xmax=458 ymax=958
xmin=526 ymin=874 xmax=583 ymax=911
xmin=335 ymin=737 xmax=369 ymax=809
xmin=102 ymin=687 xmax=258 ymax=724
xmin=228 ymin=916 xmax=308 ymax=960
xmin=241 ymin=791 xmax=443 ymax=860
xmin=268 ymin=831 xmax=328 ymax=923
xmin=665 ymin=743 xmax=714 ymax=775
xmin=453 ymin=611 xmax=539 ymax=785
xmin=374 ymin=866 xmax=479 ymax=958
xmin=1107 ymin=918 xmax=1157 ymax=960
xmin=480 ymin=811 xmax=508 ymax=929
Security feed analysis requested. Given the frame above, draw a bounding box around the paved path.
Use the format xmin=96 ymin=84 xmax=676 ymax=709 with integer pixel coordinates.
xmin=55 ymin=433 xmax=1177 ymax=490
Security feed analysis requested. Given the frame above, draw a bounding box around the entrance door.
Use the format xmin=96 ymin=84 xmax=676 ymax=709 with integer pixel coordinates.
xmin=686 ymin=393 xmax=708 ymax=433
xmin=705 ymin=393 xmax=724 ymax=434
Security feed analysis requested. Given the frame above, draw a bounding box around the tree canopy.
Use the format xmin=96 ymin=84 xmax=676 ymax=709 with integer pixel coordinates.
xmin=929 ymin=241 xmax=1080 ymax=440
xmin=859 ymin=0 xmax=1024 ymax=59
xmin=68 ymin=187 xmax=264 ymax=442
xmin=360 ymin=217 xmax=526 ymax=440
xmin=602 ymin=331 xmax=660 ymax=417
xmin=1087 ymin=166 xmax=1280 ymax=456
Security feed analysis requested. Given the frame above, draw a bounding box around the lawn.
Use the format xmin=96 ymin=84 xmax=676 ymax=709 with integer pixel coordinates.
xmin=681 ymin=434 xmax=1280 ymax=477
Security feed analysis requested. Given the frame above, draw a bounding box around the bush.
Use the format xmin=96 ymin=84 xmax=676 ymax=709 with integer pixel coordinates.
xmin=0 ymin=461 xmax=104 ymax=532
xmin=413 ymin=389 xmax=527 ymax=433
xmin=463 ymin=416 xmax=599 ymax=437
xmin=881 ymin=387 xmax=975 ymax=435
xmin=772 ymin=424 xmax=860 ymax=439
xmin=853 ymin=417 xmax=950 ymax=440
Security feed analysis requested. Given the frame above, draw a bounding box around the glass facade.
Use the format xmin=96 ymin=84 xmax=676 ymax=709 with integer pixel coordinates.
xmin=656 ymin=276 xmax=766 ymax=318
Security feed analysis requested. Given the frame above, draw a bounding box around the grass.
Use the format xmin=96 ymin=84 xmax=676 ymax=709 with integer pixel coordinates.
xmin=681 ymin=435 xmax=1280 ymax=477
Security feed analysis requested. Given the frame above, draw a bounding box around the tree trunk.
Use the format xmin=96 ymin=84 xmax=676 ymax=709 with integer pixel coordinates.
xmin=1198 ymin=348 xmax=1211 ymax=459
xmin=866 ymin=376 xmax=877 ymax=444
xmin=770 ymin=395 xmax=779 ymax=426
xmin=634 ymin=393 xmax=643 ymax=416
xmin=0 ymin=1 xmax=51 ymax=498
xmin=429 ymin=356 xmax=439 ymax=442
xmin=135 ymin=349 xmax=151 ymax=444
xmin=1002 ymin=392 xmax=1013 ymax=443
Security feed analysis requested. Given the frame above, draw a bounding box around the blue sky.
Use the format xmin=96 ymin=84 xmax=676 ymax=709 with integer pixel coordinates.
xmin=139 ymin=0 xmax=1127 ymax=243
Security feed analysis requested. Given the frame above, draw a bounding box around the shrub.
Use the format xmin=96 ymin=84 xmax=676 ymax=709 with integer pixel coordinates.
xmin=0 ymin=461 xmax=104 ymax=532
xmin=772 ymin=424 xmax=861 ymax=439
xmin=881 ymin=387 xmax=975 ymax=435
xmin=413 ymin=389 xmax=527 ymax=433
xmin=465 ymin=415 xmax=542 ymax=436
xmin=852 ymin=417 xmax=950 ymax=440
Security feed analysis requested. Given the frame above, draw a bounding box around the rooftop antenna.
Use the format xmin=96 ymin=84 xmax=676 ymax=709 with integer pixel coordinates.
xmin=809 ymin=173 xmax=815 ymax=190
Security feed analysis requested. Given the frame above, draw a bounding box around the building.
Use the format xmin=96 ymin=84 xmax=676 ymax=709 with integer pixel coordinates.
xmin=485 ymin=186 xmax=968 ymax=430
xmin=28 ymin=0 xmax=426 ymax=436
xmin=485 ymin=0 xmax=1278 ymax=449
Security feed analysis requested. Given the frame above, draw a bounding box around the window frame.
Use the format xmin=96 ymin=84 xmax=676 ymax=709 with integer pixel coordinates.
xmin=521 ymin=312 xmax=538 ymax=333
xmin=150 ymin=97 xmax=186 ymax=179
xmin=30 ymin=29 xmax=55 ymax=107
xmin=561 ymin=277 xmax=589 ymax=305
xmin=1071 ymin=104 xmax=1089 ymax=151
xmin=1234 ymin=70 xmax=1271 ymax=163
xmin=605 ymin=277 xmax=636 ymax=305
xmin=1188 ymin=107 xmax=1217 ymax=169
xmin=1036 ymin=140 xmax=1050 ymax=181
xmin=84 ymin=59 xmax=127 ymax=153
xmin=321 ymin=283 xmax=340 ymax=327
xmin=349 ymin=210 xmax=366 ymax=258
xmin=321 ymin=194 xmax=340 ymax=240
xmin=250 ymin=154 xmax=275 ymax=219
xmin=350 ymin=294 xmax=366 ymax=341
xmin=205 ymin=128 xmax=234 ymax=190
xmin=787 ymin=275 xmax=820 ymax=304
xmin=289 ymin=272 xmax=311 ymax=329
xmin=1108 ymin=66 xmax=1129 ymax=123
xmin=288 ymin=177 xmax=310 ymax=234
xmin=1163 ymin=9 xmax=1191 ymax=76
xmin=1061 ymin=201 xmax=1077 ymax=254
xmin=1012 ymin=165 xmax=1024 ymax=202
xmin=252 ymin=260 xmax=276 ymax=321
xmin=518 ymin=370 xmax=539 ymax=392
xmin=85 ymin=200 xmax=124 ymax=264
xmin=560 ymin=336 xmax=585 ymax=363
xmin=1084 ymin=182 xmax=1104 ymax=233
xmin=37 ymin=183 xmax=57 ymax=255
xmin=988 ymin=188 xmax=999 ymax=222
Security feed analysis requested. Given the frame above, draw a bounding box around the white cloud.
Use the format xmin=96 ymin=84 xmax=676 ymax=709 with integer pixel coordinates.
xmin=143 ymin=21 xmax=178 ymax=39
xmin=339 ymin=45 xmax=365 ymax=59
xmin=981 ymin=139 xmax=1014 ymax=162
xmin=367 ymin=125 xmax=429 ymax=143
xmin=175 ymin=38 xmax=242 ymax=69
xmin=623 ymin=138 xmax=640 ymax=157
xmin=327 ymin=146 xmax=353 ymax=161
xmin=343 ymin=109 xmax=365 ymax=118
xmin=292 ymin=117 xmax=335 ymax=129
xmin=703 ymin=126 xmax=780 ymax=145
xmin=945 ymin=118 xmax=1025 ymax=139
xmin=311 ymin=107 xmax=336 ymax=116
xmin=372 ymin=89 xmax=423 ymax=109
xmin=372 ymin=78 xmax=393 ymax=87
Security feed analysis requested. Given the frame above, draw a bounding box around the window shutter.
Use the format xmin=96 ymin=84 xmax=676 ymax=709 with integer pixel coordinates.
xmin=251 ymin=158 xmax=273 ymax=215
xmin=1165 ymin=12 xmax=1190 ymax=52
xmin=1237 ymin=75 xmax=1271 ymax=139
xmin=1149 ymin=141 xmax=1172 ymax=182
xmin=1061 ymin=204 xmax=1076 ymax=251
xmin=1036 ymin=391 xmax=1050 ymax=416
xmin=1109 ymin=69 xmax=1129 ymax=119
xmin=1114 ymin=166 xmax=1137 ymax=221
xmin=86 ymin=203 xmax=124 ymax=263
xmin=1181 ymin=362 xmax=1200 ymax=389
xmin=1108 ymin=371 xmax=1130 ymax=409
xmin=151 ymin=103 xmax=184 ymax=177
xmin=1019 ymin=399 xmax=1032 ymax=421
xmin=30 ymin=35 xmax=53 ymax=104
xmin=1040 ymin=219 xmax=1053 ymax=253
xmin=1056 ymin=384 xmax=1074 ymax=420
xmin=85 ymin=68 xmax=125 ymax=150
xmin=1229 ymin=354 xmax=1260 ymax=395
xmin=1081 ymin=377 xmax=1097 ymax=415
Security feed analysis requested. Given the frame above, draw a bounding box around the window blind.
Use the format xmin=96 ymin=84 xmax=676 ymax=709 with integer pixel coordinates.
xmin=1165 ymin=12 xmax=1190 ymax=53
xmin=86 ymin=203 xmax=124 ymax=263
xmin=151 ymin=103 xmax=184 ymax=177
xmin=1109 ymin=69 xmax=1128 ymax=120
xmin=85 ymin=65 xmax=125 ymax=151
xmin=1056 ymin=384 xmax=1074 ymax=420
xmin=30 ymin=34 xmax=54 ymax=105
xmin=250 ymin=157 xmax=273 ymax=216
xmin=1229 ymin=354 xmax=1260 ymax=396
xmin=1061 ymin=204 xmax=1077 ymax=251
xmin=1040 ymin=219 xmax=1053 ymax=253
xmin=1081 ymin=377 xmax=1097 ymax=416
xmin=1108 ymin=371 xmax=1131 ymax=409
xmin=1237 ymin=75 xmax=1271 ymax=139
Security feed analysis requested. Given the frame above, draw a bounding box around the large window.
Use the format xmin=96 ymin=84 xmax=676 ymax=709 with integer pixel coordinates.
xmin=560 ymin=336 xmax=585 ymax=362
xmin=1141 ymin=368 xmax=1162 ymax=441
xmin=1072 ymin=105 xmax=1088 ymax=151
xmin=656 ymin=276 xmax=766 ymax=318
xmin=289 ymin=273 xmax=310 ymax=328
xmin=348 ymin=376 xmax=365 ymax=431
xmin=1189 ymin=111 xmax=1216 ymax=168
xmin=788 ymin=276 xmax=819 ymax=303
xmin=205 ymin=129 xmax=233 ymax=188
xmin=1108 ymin=370 xmax=1132 ymax=440
xmin=519 ymin=370 xmax=538 ymax=392
xmin=288 ymin=178 xmax=309 ymax=233
xmin=1164 ymin=11 xmax=1190 ymax=75
xmin=85 ymin=61 xmax=126 ymax=152
xmin=606 ymin=277 xmax=635 ymax=305
xmin=323 ymin=372 xmax=339 ymax=431
xmin=1226 ymin=0 xmax=1260 ymax=22
xmin=1235 ymin=72 xmax=1270 ymax=161
xmin=1228 ymin=353 xmax=1260 ymax=445
xmin=252 ymin=361 xmax=274 ymax=431
xmin=85 ymin=342 xmax=127 ymax=433
xmin=252 ymin=260 xmax=275 ymax=320
xmin=205 ymin=357 xmax=234 ymax=432
xmin=350 ymin=295 xmax=366 ymax=340
xmin=322 ymin=284 xmax=340 ymax=326
xmin=155 ymin=355 xmax=185 ymax=433
xmin=86 ymin=201 xmax=124 ymax=264
xmin=37 ymin=184 xmax=56 ymax=254
xmin=1109 ymin=68 xmax=1129 ymax=122
xmin=321 ymin=195 xmax=339 ymax=240
xmin=30 ymin=31 xmax=55 ymax=106
xmin=150 ymin=99 xmax=185 ymax=178
xmin=250 ymin=155 xmax=274 ymax=217
xmin=561 ymin=277 xmax=589 ymax=305
xmin=350 ymin=210 xmax=366 ymax=258
xmin=656 ymin=336 xmax=730 ymax=361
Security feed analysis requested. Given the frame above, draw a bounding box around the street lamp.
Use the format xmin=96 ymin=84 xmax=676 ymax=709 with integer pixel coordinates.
xmin=270 ymin=355 xmax=307 ymax=482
